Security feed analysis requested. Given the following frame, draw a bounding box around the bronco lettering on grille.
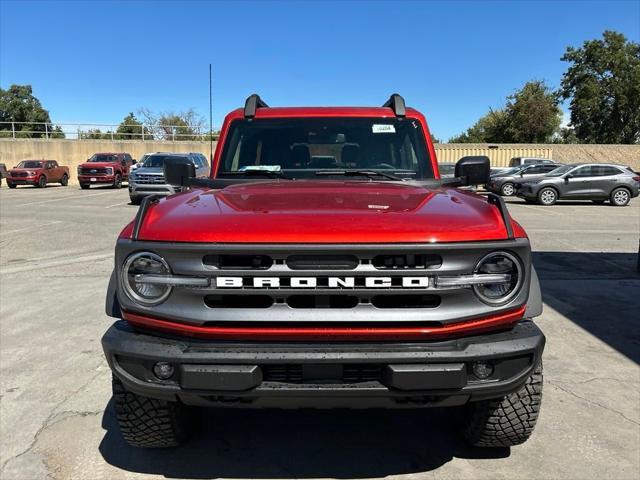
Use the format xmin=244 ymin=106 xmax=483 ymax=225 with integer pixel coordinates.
xmin=214 ymin=276 xmax=432 ymax=288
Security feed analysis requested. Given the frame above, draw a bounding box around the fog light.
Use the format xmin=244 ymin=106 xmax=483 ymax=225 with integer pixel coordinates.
xmin=472 ymin=361 xmax=494 ymax=379
xmin=153 ymin=362 xmax=174 ymax=380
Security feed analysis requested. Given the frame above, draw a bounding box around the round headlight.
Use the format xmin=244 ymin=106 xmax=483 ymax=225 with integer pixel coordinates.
xmin=473 ymin=251 xmax=522 ymax=305
xmin=122 ymin=252 xmax=172 ymax=305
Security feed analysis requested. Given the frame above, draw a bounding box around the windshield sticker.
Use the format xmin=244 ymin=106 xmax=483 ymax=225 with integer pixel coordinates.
xmin=240 ymin=165 xmax=282 ymax=172
xmin=372 ymin=124 xmax=395 ymax=133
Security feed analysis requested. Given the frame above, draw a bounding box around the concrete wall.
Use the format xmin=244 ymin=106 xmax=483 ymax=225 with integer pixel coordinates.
xmin=0 ymin=139 xmax=215 ymax=185
xmin=434 ymin=143 xmax=640 ymax=170
xmin=1 ymin=139 xmax=638 ymax=185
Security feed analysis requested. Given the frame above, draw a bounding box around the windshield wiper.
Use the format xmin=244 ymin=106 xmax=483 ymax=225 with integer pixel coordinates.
xmin=315 ymin=170 xmax=405 ymax=181
xmin=220 ymin=170 xmax=292 ymax=180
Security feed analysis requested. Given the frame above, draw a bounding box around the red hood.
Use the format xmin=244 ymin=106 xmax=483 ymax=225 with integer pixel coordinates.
xmin=127 ymin=181 xmax=523 ymax=243
xmin=79 ymin=162 xmax=117 ymax=168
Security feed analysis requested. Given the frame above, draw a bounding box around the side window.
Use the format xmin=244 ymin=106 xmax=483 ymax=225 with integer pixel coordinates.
xmin=525 ymin=166 xmax=542 ymax=174
xmin=193 ymin=156 xmax=203 ymax=168
xmin=601 ymin=166 xmax=621 ymax=176
xmin=572 ymin=166 xmax=593 ymax=177
xmin=541 ymin=165 xmax=558 ymax=173
xmin=200 ymin=154 xmax=209 ymax=167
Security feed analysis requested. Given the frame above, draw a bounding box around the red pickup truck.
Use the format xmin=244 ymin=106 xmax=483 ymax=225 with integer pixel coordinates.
xmin=77 ymin=152 xmax=135 ymax=189
xmin=6 ymin=160 xmax=70 ymax=188
xmin=103 ymin=94 xmax=545 ymax=449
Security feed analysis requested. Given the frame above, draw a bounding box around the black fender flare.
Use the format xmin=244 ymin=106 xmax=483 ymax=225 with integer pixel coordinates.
xmin=105 ymin=269 xmax=121 ymax=318
xmin=524 ymin=266 xmax=543 ymax=318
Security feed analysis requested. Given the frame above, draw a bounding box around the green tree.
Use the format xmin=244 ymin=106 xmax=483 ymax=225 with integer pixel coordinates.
xmin=449 ymin=109 xmax=511 ymax=143
xmin=0 ymin=84 xmax=65 ymax=138
xmin=505 ymin=80 xmax=562 ymax=143
xmin=138 ymin=107 xmax=205 ymax=141
xmin=449 ymin=81 xmax=561 ymax=143
xmin=116 ymin=112 xmax=152 ymax=140
xmin=560 ymin=31 xmax=640 ymax=144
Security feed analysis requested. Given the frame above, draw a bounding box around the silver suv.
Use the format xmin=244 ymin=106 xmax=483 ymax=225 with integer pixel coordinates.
xmin=128 ymin=152 xmax=209 ymax=204
xmin=517 ymin=163 xmax=639 ymax=206
xmin=486 ymin=163 xmax=562 ymax=196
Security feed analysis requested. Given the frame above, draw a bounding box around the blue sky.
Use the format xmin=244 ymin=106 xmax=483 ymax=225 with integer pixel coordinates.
xmin=1 ymin=0 xmax=638 ymax=140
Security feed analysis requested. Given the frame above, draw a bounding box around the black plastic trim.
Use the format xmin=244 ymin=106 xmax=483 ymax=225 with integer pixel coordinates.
xmin=244 ymin=94 xmax=269 ymax=118
xmin=487 ymin=193 xmax=514 ymax=239
xmin=382 ymin=93 xmax=406 ymax=117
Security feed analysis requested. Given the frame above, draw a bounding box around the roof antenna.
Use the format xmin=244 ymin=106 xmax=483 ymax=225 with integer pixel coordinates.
xmin=209 ymin=63 xmax=213 ymax=164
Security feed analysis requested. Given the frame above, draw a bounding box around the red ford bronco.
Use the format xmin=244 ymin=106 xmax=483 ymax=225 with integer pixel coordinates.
xmin=78 ymin=152 xmax=135 ymax=189
xmin=6 ymin=159 xmax=69 ymax=188
xmin=103 ymin=94 xmax=545 ymax=449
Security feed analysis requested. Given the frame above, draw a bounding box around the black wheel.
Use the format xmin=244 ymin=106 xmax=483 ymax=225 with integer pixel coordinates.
xmin=130 ymin=196 xmax=141 ymax=205
xmin=60 ymin=174 xmax=69 ymax=186
xmin=462 ymin=363 xmax=543 ymax=447
xmin=500 ymin=182 xmax=515 ymax=196
xmin=8 ymin=182 xmax=17 ymax=189
xmin=37 ymin=175 xmax=47 ymax=188
xmin=112 ymin=375 xmax=194 ymax=448
xmin=80 ymin=183 xmax=90 ymax=190
xmin=610 ymin=187 xmax=631 ymax=207
xmin=537 ymin=187 xmax=557 ymax=206
xmin=113 ymin=174 xmax=123 ymax=189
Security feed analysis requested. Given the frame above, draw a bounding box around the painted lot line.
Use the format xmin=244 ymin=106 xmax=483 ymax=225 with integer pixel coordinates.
xmin=0 ymin=252 xmax=113 ymax=275
xmin=0 ymin=220 xmax=63 ymax=236
xmin=14 ymin=190 xmax=123 ymax=207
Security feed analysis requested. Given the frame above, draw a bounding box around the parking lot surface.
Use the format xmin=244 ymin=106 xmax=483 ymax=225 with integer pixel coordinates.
xmin=1 ymin=184 xmax=639 ymax=480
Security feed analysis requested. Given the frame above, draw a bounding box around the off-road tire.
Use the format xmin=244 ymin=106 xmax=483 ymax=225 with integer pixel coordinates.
xmin=500 ymin=182 xmax=515 ymax=196
xmin=462 ymin=363 xmax=543 ymax=448
xmin=60 ymin=174 xmax=69 ymax=186
xmin=80 ymin=183 xmax=90 ymax=190
xmin=610 ymin=187 xmax=631 ymax=207
xmin=112 ymin=375 xmax=193 ymax=448
xmin=37 ymin=175 xmax=47 ymax=188
xmin=537 ymin=187 xmax=557 ymax=206
xmin=113 ymin=173 xmax=123 ymax=189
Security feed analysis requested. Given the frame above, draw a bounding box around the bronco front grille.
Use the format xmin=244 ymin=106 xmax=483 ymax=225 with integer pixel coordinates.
xmin=116 ymin=239 xmax=532 ymax=325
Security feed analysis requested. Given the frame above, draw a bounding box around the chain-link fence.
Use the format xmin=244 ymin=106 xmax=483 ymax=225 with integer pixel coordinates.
xmin=0 ymin=121 xmax=220 ymax=141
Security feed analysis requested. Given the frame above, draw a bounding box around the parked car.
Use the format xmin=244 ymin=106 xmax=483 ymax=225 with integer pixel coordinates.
xmin=517 ymin=163 xmax=639 ymax=206
xmin=128 ymin=152 xmax=209 ymax=204
xmin=486 ymin=163 xmax=563 ymax=196
xmin=491 ymin=157 xmax=557 ymax=176
xmin=103 ymin=93 xmax=545 ymax=449
xmin=5 ymin=160 xmax=70 ymax=188
xmin=77 ymin=152 xmax=135 ymax=189
xmin=437 ymin=162 xmax=456 ymax=178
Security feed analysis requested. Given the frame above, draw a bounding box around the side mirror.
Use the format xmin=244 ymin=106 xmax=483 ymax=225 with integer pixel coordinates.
xmin=454 ymin=156 xmax=490 ymax=186
xmin=564 ymin=174 xmax=572 ymax=183
xmin=132 ymin=159 xmax=137 ymax=164
xmin=164 ymin=157 xmax=196 ymax=187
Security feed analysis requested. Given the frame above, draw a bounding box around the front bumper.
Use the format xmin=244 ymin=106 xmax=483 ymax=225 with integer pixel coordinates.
xmin=78 ymin=174 xmax=115 ymax=184
xmin=102 ymin=319 xmax=545 ymax=409
xmin=6 ymin=176 xmax=37 ymax=184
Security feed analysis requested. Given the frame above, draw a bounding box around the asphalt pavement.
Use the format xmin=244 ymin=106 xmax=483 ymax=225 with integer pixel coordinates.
xmin=0 ymin=183 xmax=638 ymax=480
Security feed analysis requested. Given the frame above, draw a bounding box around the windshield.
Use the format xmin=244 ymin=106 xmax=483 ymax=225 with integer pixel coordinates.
xmin=16 ymin=161 xmax=44 ymax=168
xmin=143 ymin=155 xmax=189 ymax=168
xmin=496 ymin=166 xmax=524 ymax=176
xmin=88 ymin=154 xmax=117 ymax=163
xmin=546 ymin=165 xmax=575 ymax=177
xmin=218 ymin=118 xmax=433 ymax=180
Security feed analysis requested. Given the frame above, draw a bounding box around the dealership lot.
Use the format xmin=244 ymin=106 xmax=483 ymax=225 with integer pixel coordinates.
xmin=0 ymin=185 xmax=638 ymax=480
